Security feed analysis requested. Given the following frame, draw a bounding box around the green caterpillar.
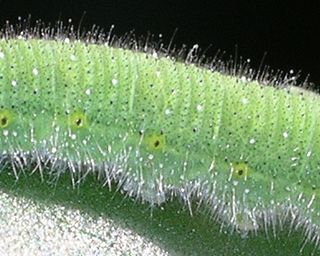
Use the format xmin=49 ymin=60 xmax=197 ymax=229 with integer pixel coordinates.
xmin=0 ymin=23 xmax=320 ymax=249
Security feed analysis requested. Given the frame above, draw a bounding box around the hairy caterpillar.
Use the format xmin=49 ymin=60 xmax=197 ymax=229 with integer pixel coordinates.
xmin=0 ymin=21 xmax=320 ymax=251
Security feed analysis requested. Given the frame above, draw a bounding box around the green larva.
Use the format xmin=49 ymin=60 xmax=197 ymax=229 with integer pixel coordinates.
xmin=0 ymin=21 xmax=320 ymax=249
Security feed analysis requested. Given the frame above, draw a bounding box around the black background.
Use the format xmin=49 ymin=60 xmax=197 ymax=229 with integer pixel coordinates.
xmin=0 ymin=0 xmax=319 ymax=86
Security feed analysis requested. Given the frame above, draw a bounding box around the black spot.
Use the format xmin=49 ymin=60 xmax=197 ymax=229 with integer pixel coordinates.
xmin=76 ymin=118 xmax=82 ymax=126
xmin=238 ymin=169 xmax=243 ymax=176
xmin=154 ymin=140 xmax=160 ymax=147
xmin=1 ymin=117 xmax=7 ymax=126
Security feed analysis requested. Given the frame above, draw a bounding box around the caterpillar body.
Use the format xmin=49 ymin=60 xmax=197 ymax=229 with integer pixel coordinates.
xmin=0 ymin=24 xmax=320 ymax=248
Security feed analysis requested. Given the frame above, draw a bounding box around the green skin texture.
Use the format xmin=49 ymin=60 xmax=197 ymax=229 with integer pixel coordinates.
xmin=0 ymin=39 xmax=320 ymax=242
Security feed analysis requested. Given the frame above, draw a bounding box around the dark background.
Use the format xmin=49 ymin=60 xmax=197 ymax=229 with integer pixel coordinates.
xmin=0 ymin=0 xmax=319 ymax=86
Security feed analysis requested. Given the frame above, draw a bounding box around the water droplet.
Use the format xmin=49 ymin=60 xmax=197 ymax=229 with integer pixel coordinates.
xmin=152 ymin=51 xmax=158 ymax=58
xmin=112 ymin=78 xmax=118 ymax=86
xmin=196 ymin=104 xmax=203 ymax=112
xmin=249 ymin=138 xmax=255 ymax=144
xmin=241 ymin=76 xmax=247 ymax=82
xmin=70 ymin=54 xmax=77 ymax=61
xmin=85 ymin=88 xmax=91 ymax=96
xmin=32 ymin=68 xmax=39 ymax=76
xmin=241 ymin=98 xmax=248 ymax=104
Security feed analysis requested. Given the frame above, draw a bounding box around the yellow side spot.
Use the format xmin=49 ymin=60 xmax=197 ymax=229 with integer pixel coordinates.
xmin=231 ymin=161 xmax=250 ymax=179
xmin=0 ymin=109 xmax=13 ymax=128
xmin=69 ymin=111 xmax=88 ymax=130
xmin=144 ymin=133 xmax=166 ymax=152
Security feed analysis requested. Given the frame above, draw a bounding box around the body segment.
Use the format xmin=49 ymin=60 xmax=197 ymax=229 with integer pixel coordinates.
xmin=0 ymin=38 xmax=320 ymax=241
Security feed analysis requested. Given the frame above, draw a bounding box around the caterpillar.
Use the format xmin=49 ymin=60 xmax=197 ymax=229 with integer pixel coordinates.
xmin=0 ymin=20 xmax=319 ymax=251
